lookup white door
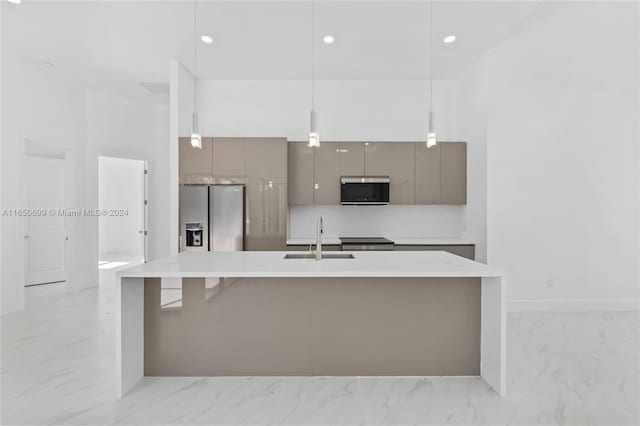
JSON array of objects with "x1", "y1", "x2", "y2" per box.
[
  {"x1": 25, "y1": 157, "x2": 66, "y2": 286},
  {"x1": 98, "y1": 157, "x2": 146, "y2": 262}
]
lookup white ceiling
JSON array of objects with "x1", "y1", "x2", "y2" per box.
[{"x1": 2, "y1": 1, "x2": 541, "y2": 98}]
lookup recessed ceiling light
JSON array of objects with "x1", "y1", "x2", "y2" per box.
[
  {"x1": 443, "y1": 35, "x2": 457, "y2": 44},
  {"x1": 323, "y1": 35, "x2": 335, "y2": 44},
  {"x1": 7, "y1": 0, "x2": 22, "y2": 4},
  {"x1": 200, "y1": 35, "x2": 213, "y2": 44}
]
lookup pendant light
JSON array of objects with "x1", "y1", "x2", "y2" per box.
[
  {"x1": 308, "y1": 0, "x2": 320, "y2": 148},
  {"x1": 426, "y1": 0, "x2": 437, "y2": 148},
  {"x1": 190, "y1": 0, "x2": 202, "y2": 149}
]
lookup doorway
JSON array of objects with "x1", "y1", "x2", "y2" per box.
[
  {"x1": 24, "y1": 156, "x2": 66, "y2": 286},
  {"x1": 98, "y1": 156, "x2": 147, "y2": 283}
]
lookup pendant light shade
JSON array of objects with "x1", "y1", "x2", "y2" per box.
[
  {"x1": 309, "y1": 110, "x2": 320, "y2": 148},
  {"x1": 190, "y1": 112, "x2": 202, "y2": 148},
  {"x1": 427, "y1": 111, "x2": 436, "y2": 148}
]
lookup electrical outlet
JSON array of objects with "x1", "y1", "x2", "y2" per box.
[{"x1": 546, "y1": 278, "x2": 554, "y2": 288}]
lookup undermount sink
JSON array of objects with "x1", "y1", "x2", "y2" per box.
[{"x1": 284, "y1": 253, "x2": 355, "y2": 260}]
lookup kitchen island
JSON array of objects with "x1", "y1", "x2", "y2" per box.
[{"x1": 117, "y1": 251, "x2": 505, "y2": 397}]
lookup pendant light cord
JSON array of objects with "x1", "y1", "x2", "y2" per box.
[
  {"x1": 429, "y1": 0, "x2": 433, "y2": 115},
  {"x1": 311, "y1": 0, "x2": 315, "y2": 111},
  {"x1": 193, "y1": 0, "x2": 197, "y2": 116}
]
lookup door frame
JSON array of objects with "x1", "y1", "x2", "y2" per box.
[
  {"x1": 23, "y1": 155, "x2": 67, "y2": 286},
  {"x1": 97, "y1": 154, "x2": 149, "y2": 263}
]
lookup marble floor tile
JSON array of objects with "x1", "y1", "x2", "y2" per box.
[{"x1": 1, "y1": 281, "x2": 638, "y2": 426}]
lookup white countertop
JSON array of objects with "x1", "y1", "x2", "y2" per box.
[
  {"x1": 118, "y1": 250, "x2": 501, "y2": 279},
  {"x1": 286, "y1": 237, "x2": 475, "y2": 245}
]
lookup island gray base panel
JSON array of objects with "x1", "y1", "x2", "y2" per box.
[{"x1": 143, "y1": 277, "x2": 481, "y2": 377}]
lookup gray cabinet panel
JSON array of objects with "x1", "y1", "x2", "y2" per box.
[
  {"x1": 314, "y1": 142, "x2": 340, "y2": 205},
  {"x1": 365, "y1": 142, "x2": 390, "y2": 176},
  {"x1": 389, "y1": 142, "x2": 415, "y2": 204},
  {"x1": 179, "y1": 137, "x2": 213, "y2": 184},
  {"x1": 415, "y1": 144, "x2": 441, "y2": 204},
  {"x1": 395, "y1": 245, "x2": 475, "y2": 260},
  {"x1": 440, "y1": 142, "x2": 467, "y2": 204},
  {"x1": 245, "y1": 180, "x2": 287, "y2": 251},
  {"x1": 212, "y1": 138, "x2": 246, "y2": 180},
  {"x1": 288, "y1": 142, "x2": 315, "y2": 205},
  {"x1": 246, "y1": 138, "x2": 287, "y2": 184},
  {"x1": 338, "y1": 142, "x2": 364, "y2": 176}
]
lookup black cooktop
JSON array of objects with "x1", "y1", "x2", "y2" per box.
[{"x1": 340, "y1": 237, "x2": 394, "y2": 244}]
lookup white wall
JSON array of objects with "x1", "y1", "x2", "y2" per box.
[
  {"x1": 193, "y1": 79, "x2": 458, "y2": 141},
  {"x1": 1, "y1": 45, "x2": 89, "y2": 314},
  {"x1": 456, "y1": 56, "x2": 489, "y2": 262},
  {"x1": 1, "y1": 46, "x2": 169, "y2": 314},
  {"x1": 86, "y1": 91, "x2": 169, "y2": 264},
  {"x1": 98, "y1": 157, "x2": 145, "y2": 259},
  {"x1": 485, "y1": 1, "x2": 639, "y2": 308}
]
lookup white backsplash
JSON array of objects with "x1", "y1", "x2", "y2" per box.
[{"x1": 289, "y1": 205, "x2": 466, "y2": 239}]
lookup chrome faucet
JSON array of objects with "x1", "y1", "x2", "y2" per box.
[{"x1": 314, "y1": 216, "x2": 324, "y2": 260}]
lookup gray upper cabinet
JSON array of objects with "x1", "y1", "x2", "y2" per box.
[
  {"x1": 179, "y1": 137, "x2": 213, "y2": 184},
  {"x1": 212, "y1": 138, "x2": 246, "y2": 181},
  {"x1": 288, "y1": 142, "x2": 315, "y2": 205},
  {"x1": 314, "y1": 142, "x2": 340, "y2": 205},
  {"x1": 440, "y1": 142, "x2": 467, "y2": 204},
  {"x1": 364, "y1": 142, "x2": 390, "y2": 176},
  {"x1": 246, "y1": 138, "x2": 287, "y2": 184},
  {"x1": 338, "y1": 142, "x2": 364, "y2": 176},
  {"x1": 389, "y1": 142, "x2": 415, "y2": 204},
  {"x1": 415, "y1": 143, "x2": 441, "y2": 204},
  {"x1": 285, "y1": 141, "x2": 466, "y2": 206}
]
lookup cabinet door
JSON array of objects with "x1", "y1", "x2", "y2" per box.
[
  {"x1": 364, "y1": 142, "x2": 390, "y2": 176},
  {"x1": 314, "y1": 142, "x2": 340, "y2": 205},
  {"x1": 389, "y1": 142, "x2": 415, "y2": 204},
  {"x1": 338, "y1": 142, "x2": 364, "y2": 176},
  {"x1": 415, "y1": 143, "x2": 441, "y2": 204},
  {"x1": 212, "y1": 138, "x2": 246, "y2": 181},
  {"x1": 440, "y1": 142, "x2": 467, "y2": 204},
  {"x1": 179, "y1": 137, "x2": 213, "y2": 184},
  {"x1": 245, "y1": 179, "x2": 287, "y2": 251},
  {"x1": 246, "y1": 138, "x2": 287, "y2": 184},
  {"x1": 288, "y1": 142, "x2": 315, "y2": 205}
]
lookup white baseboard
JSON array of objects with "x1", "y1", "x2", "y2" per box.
[{"x1": 508, "y1": 299, "x2": 640, "y2": 312}]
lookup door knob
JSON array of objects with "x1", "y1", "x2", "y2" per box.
[{"x1": 24, "y1": 235, "x2": 30, "y2": 239}]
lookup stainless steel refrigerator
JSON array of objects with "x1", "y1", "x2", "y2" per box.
[{"x1": 179, "y1": 185, "x2": 245, "y2": 252}]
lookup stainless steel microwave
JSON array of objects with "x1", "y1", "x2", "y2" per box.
[{"x1": 340, "y1": 177, "x2": 390, "y2": 205}]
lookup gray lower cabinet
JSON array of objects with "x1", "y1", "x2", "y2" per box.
[
  {"x1": 389, "y1": 142, "x2": 415, "y2": 204},
  {"x1": 415, "y1": 144, "x2": 441, "y2": 204},
  {"x1": 440, "y1": 142, "x2": 467, "y2": 204},
  {"x1": 313, "y1": 142, "x2": 340, "y2": 205},
  {"x1": 288, "y1": 142, "x2": 315, "y2": 205},
  {"x1": 395, "y1": 244, "x2": 475, "y2": 260}
]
